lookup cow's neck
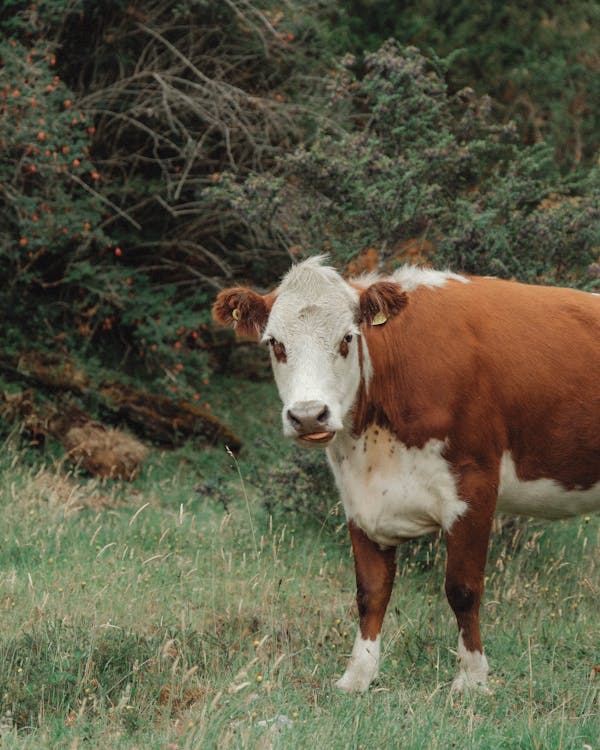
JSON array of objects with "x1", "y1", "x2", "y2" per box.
[{"x1": 350, "y1": 327, "x2": 395, "y2": 439}]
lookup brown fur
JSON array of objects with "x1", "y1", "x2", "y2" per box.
[
  {"x1": 356, "y1": 277, "x2": 600, "y2": 488},
  {"x1": 348, "y1": 520, "x2": 397, "y2": 641},
  {"x1": 212, "y1": 287, "x2": 276, "y2": 340},
  {"x1": 358, "y1": 281, "x2": 408, "y2": 325}
]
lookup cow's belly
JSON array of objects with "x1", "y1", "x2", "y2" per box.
[
  {"x1": 327, "y1": 429, "x2": 467, "y2": 546},
  {"x1": 497, "y1": 453, "x2": 600, "y2": 519}
]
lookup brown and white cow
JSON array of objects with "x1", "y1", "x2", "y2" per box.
[{"x1": 213, "y1": 256, "x2": 600, "y2": 693}]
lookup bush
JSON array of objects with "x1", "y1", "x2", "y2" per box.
[
  {"x1": 340, "y1": 1, "x2": 600, "y2": 170},
  {"x1": 0, "y1": 39, "x2": 111, "y2": 333},
  {"x1": 208, "y1": 41, "x2": 600, "y2": 288},
  {"x1": 0, "y1": 0, "x2": 340, "y2": 383},
  {"x1": 2, "y1": 5, "x2": 599, "y2": 393}
]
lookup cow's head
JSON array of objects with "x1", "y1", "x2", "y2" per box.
[{"x1": 213, "y1": 257, "x2": 407, "y2": 445}]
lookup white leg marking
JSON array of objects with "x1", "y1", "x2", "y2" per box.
[
  {"x1": 451, "y1": 631, "x2": 490, "y2": 694},
  {"x1": 335, "y1": 631, "x2": 381, "y2": 693}
]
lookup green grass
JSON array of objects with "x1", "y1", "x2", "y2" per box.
[{"x1": 0, "y1": 376, "x2": 598, "y2": 748}]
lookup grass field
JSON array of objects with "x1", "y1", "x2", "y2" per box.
[{"x1": 0, "y1": 376, "x2": 598, "y2": 749}]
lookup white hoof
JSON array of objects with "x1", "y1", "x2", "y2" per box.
[
  {"x1": 335, "y1": 633, "x2": 380, "y2": 693},
  {"x1": 451, "y1": 633, "x2": 490, "y2": 694},
  {"x1": 335, "y1": 669, "x2": 374, "y2": 693},
  {"x1": 450, "y1": 669, "x2": 491, "y2": 695}
]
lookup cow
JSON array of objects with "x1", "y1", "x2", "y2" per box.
[{"x1": 212, "y1": 255, "x2": 600, "y2": 693}]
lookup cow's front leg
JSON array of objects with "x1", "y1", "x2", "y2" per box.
[
  {"x1": 336, "y1": 520, "x2": 397, "y2": 693},
  {"x1": 445, "y1": 472, "x2": 495, "y2": 693}
]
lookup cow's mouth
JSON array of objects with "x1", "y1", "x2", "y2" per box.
[{"x1": 298, "y1": 431, "x2": 335, "y2": 445}]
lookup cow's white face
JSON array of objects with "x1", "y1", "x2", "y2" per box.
[
  {"x1": 212, "y1": 256, "x2": 408, "y2": 446},
  {"x1": 262, "y1": 265, "x2": 362, "y2": 444}
]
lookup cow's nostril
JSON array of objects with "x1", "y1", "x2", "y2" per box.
[
  {"x1": 287, "y1": 402, "x2": 331, "y2": 434},
  {"x1": 317, "y1": 406, "x2": 330, "y2": 423}
]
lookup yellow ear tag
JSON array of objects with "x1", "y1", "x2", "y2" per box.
[
  {"x1": 371, "y1": 311, "x2": 387, "y2": 326},
  {"x1": 232, "y1": 308, "x2": 240, "y2": 321}
]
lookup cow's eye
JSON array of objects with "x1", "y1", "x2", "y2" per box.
[
  {"x1": 267, "y1": 337, "x2": 287, "y2": 363},
  {"x1": 340, "y1": 333, "x2": 353, "y2": 358}
]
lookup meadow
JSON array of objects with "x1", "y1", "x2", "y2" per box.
[{"x1": 0, "y1": 376, "x2": 598, "y2": 749}]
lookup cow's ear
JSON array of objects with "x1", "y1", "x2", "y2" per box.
[
  {"x1": 212, "y1": 287, "x2": 274, "y2": 340},
  {"x1": 359, "y1": 281, "x2": 408, "y2": 326}
]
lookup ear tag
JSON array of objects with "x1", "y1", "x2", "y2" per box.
[
  {"x1": 371, "y1": 311, "x2": 387, "y2": 326},
  {"x1": 232, "y1": 308, "x2": 240, "y2": 321}
]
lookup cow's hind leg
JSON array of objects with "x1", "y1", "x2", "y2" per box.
[
  {"x1": 336, "y1": 520, "x2": 397, "y2": 692},
  {"x1": 445, "y1": 470, "x2": 496, "y2": 693}
]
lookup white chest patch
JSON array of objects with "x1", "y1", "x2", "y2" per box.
[
  {"x1": 497, "y1": 453, "x2": 600, "y2": 519},
  {"x1": 327, "y1": 429, "x2": 467, "y2": 545}
]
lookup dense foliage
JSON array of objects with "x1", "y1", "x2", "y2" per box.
[
  {"x1": 1, "y1": 1, "x2": 599, "y2": 385},
  {"x1": 0, "y1": 0, "x2": 335, "y2": 379},
  {"x1": 340, "y1": 0, "x2": 600, "y2": 169},
  {"x1": 213, "y1": 42, "x2": 600, "y2": 286},
  {"x1": 0, "y1": 38, "x2": 112, "y2": 338}
]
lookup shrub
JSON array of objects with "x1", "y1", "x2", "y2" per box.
[
  {"x1": 2, "y1": 6, "x2": 599, "y2": 392},
  {"x1": 0, "y1": 38, "x2": 111, "y2": 333},
  {"x1": 340, "y1": 1, "x2": 600, "y2": 170},
  {"x1": 208, "y1": 42, "x2": 600, "y2": 288},
  {"x1": 0, "y1": 0, "x2": 340, "y2": 383}
]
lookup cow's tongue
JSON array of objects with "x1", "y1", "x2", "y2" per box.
[{"x1": 299, "y1": 431, "x2": 334, "y2": 444}]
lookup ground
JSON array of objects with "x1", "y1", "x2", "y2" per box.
[{"x1": 0, "y1": 376, "x2": 598, "y2": 749}]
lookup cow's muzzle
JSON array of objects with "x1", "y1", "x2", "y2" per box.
[{"x1": 286, "y1": 401, "x2": 336, "y2": 445}]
